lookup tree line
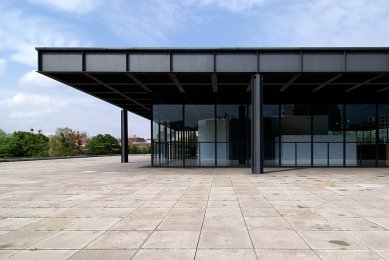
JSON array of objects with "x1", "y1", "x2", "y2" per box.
[{"x1": 0, "y1": 127, "x2": 150, "y2": 158}]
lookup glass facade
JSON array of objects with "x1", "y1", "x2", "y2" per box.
[
  {"x1": 378, "y1": 105, "x2": 389, "y2": 166},
  {"x1": 152, "y1": 104, "x2": 250, "y2": 167},
  {"x1": 152, "y1": 103, "x2": 389, "y2": 167}
]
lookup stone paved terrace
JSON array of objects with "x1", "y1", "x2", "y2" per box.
[{"x1": 0, "y1": 156, "x2": 389, "y2": 259}]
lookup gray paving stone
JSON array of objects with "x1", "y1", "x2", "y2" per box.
[
  {"x1": 298, "y1": 230, "x2": 365, "y2": 250},
  {"x1": 64, "y1": 217, "x2": 121, "y2": 231},
  {"x1": 346, "y1": 231, "x2": 389, "y2": 250},
  {"x1": 245, "y1": 216, "x2": 292, "y2": 230},
  {"x1": 8, "y1": 249, "x2": 77, "y2": 260},
  {"x1": 157, "y1": 217, "x2": 203, "y2": 231},
  {"x1": 133, "y1": 249, "x2": 196, "y2": 260},
  {"x1": 0, "y1": 231, "x2": 54, "y2": 249},
  {"x1": 205, "y1": 208, "x2": 242, "y2": 218},
  {"x1": 142, "y1": 231, "x2": 200, "y2": 249},
  {"x1": 376, "y1": 250, "x2": 389, "y2": 259},
  {"x1": 0, "y1": 156, "x2": 389, "y2": 254},
  {"x1": 198, "y1": 230, "x2": 252, "y2": 249},
  {"x1": 285, "y1": 216, "x2": 339, "y2": 230},
  {"x1": 111, "y1": 216, "x2": 163, "y2": 230},
  {"x1": 250, "y1": 230, "x2": 310, "y2": 249},
  {"x1": 20, "y1": 218, "x2": 76, "y2": 231},
  {"x1": 30, "y1": 230, "x2": 103, "y2": 249},
  {"x1": 366, "y1": 218, "x2": 389, "y2": 230},
  {"x1": 86, "y1": 231, "x2": 151, "y2": 249},
  {"x1": 0, "y1": 218, "x2": 39, "y2": 231},
  {"x1": 315, "y1": 250, "x2": 382, "y2": 260},
  {"x1": 202, "y1": 217, "x2": 246, "y2": 231},
  {"x1": 255, "y1": 249, "x2": 319, "y2": 259},
  {"x1": 69, "y1": 249, "x2": 136, "y2": 259},
  {"x1": 327, "y1": 217, "x2": 385, "y2": 231},
  {"x1": 0, "y1": 250, "x2": 19, "y2": 258},
  {"x1": 196, "y1": 249, "x2": 257, "y2": 260}
]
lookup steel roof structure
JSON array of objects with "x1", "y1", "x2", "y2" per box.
[{"x1": 37, "y1": 47, "x2": 389, "y2": 120}]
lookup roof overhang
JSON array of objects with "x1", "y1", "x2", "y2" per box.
[{"x1": 36, "y1": 47, "x2": 389, "y2": 119}]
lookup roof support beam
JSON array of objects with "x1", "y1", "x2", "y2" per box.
[
  {"x1": 211, "y1": 74, "x2": 218, "y2": 93},
  {"x1": 312, "y1": 73, "x2": 344, "y2": 93},
  {"x1": 279, "y1": 74, "x2": 300, "y2": 93},
  {"x1": 84, "y1": 73, "x2": 150, "y2": 111},
  {"x1": 377, "y1": 86, "x2": 389, "y2": 93},
  {"x1": 126, "y1": 74, "x2": 152, "y2": 92},
  {"x1": 169, "y1": 73, "x2": 185, "y2": 93},
  {"x1": 345, "y1": 73, "x2": 387, "y2": 93}
]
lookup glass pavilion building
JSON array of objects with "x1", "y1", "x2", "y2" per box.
[{"x1": 37, "y1": 47, "x2": 389, "y2": 173}]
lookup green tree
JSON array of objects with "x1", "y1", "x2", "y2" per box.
[
  {"x1": 140, "y1": 146, "x2": 151, "y2": 154},
  {"x1": 128, "y1": 145, "x2": 151, "y2": 154},
  {"x1": 129, "y1": 145, "x2": 141, "y2": 154},
  {"x1": 86, "y1": 134, "x2": 120, "y2": 155},
  {"x1": 12, "y1": 131, "x2": 49, "y2": 157},
  {"x1": 49, "y1": 127, "x2": 80, "y2": 156},
  {"x1": 0, "y1": 130, "x2": 22, "y2": 157}
]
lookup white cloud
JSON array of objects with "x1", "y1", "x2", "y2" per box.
[
  {"x1": 184, "y1": 0, "x2": 267, "y2": 12},
  {"x1": 0, "y1": 4, "x2": 85, "y2": 67},
  {"x1": 25, "y1": 0, "x2": 102, "y2": 14},
  {"x1": 100, "y1": 0, "x2": 267, "y2": 45},
  {"x1": 18, "y1": 70, "x2": 62, "y2": 89},
  {"x1": 0, "y1": 92, "x2": 67, "y2": 118},
  {"x1": 101, "y1": 0, "x2": 188, "y2": 45},
  {"x1": 0, "y1": 58, "x2": 6, "y2": 76},
  {"x1": 257, "y1": 0, "x2": 389, "y2": 47}
]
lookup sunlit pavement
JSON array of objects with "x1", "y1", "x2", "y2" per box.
[{"x1": 0, "y1": 156, "x2": 389, "y2": 259}]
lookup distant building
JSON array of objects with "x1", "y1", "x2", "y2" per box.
[
  {"x1": 118, "y1": 135, "x2": 151, "y2": 149},
  {"x1": 74, "y1": 132, "x2": 88, "y2": 151}
]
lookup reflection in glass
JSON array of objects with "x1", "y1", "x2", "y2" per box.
[
  {"x1": 217, "y1": 105, "x2": 250, "y2": 166},
  {"x1": 185, "y1": 105, "x2": 215, "y2": 166},
  {"x1": 346, "y1": 105, "x2": 376, "y2": 166},
  {"x1": 313, "y1": 104, "x2": 343, "y2": 166},
  {"x1": 263, "y1": 105, "x2": 279, "y2": 166},
  {"x1": 152, "y1": 105, "x2": 183, "y2": 166},
  {"x1": 378, "y1": 105, "x2": 389, "y2": 166},
  {"x1": 279, "y1": 104, "x2": 311, "y2": 166}
]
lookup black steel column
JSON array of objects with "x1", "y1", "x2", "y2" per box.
[
  {"x1": 121, "y1": 109, "x2": 129, "y2": 163},
  {"x1": 251, "y1": 74, "x2": 264, "y2": 174}
]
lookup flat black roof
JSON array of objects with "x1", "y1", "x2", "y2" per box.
[{"x1": 37, "y1": 47, "x2": 389, "y2": 119}]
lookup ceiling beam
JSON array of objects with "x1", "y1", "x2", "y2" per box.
[
  {"x1": 211, "y1": 74, "x2": 218, "y2": 93},
  {"x1": 345, "y1": 73, "x2": 387, "y2": 93},
  {"x1": 279, "y1": 74, "x2": 300, "y2": 93},
  {"x1": 73, "y1": 82, "x2": 389, "y2": 87},
  {"x1": 84, "y1": 73, "x2": 151, "y2": 111},
  {"x1": 169, "y1": 73, "x2": 185, "y2": 93},
  {"x1": 312, "y1": 73, "x2": 344, "y2": 93},
  {"x1": 126, "y1": 74, "x2": 152, "y2": 92},
  {"x1": 377, "y1": 86, "x2": 389, "y2": 93}
]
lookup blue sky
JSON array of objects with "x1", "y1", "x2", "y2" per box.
[{"x1": 1, "y1": 0, "x2": 389, "y2": 138}]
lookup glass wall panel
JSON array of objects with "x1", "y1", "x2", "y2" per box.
[
  {"x1": 152, "y1": 105, "x2": 183, "y2": 166},
  {"x1": 280, "y1": 104, "x2": 311, "y2": 166},
  {"x1": 345, "y1": 105, "x2": 376, "y2": 166},
  {"x1": 264, "y1": 105, "x2": 279, "y2": 167},
  {"x1": 313, "y1": 104, "x2": 343, "y2": 166},
  {"x1": 152, "y1": 103, "x2": 386, "y2": 168},
  {"x1": 378, "y1": 105, "x2": 389, "y2": 166},
  {"x1": 216, "y1": 105, "x2": 250, "y2": 166},
  {"x1": 185, "y1": 105, "x2": 215, "y2": 166}
]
